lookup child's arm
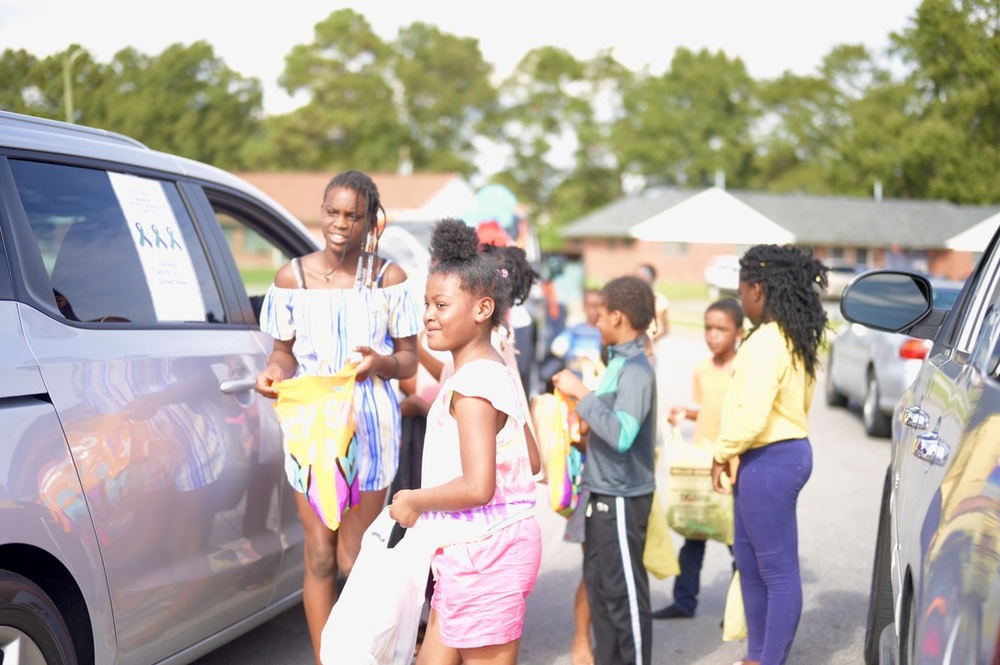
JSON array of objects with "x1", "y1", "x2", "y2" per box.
[
  {"x1": 667, "y1": 406, "x2": 699, "y2": 426},
  {"x1": 389, "y1": 393, "x2": 498, "y2": 527},
  {"x1": 572, "y1": 363, "x2": 653, "y2": 455},
  {"x1": 524, "y1": 423, "x2": 541, "y2": 475}
]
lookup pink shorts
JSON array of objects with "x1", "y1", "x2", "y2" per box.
[{"x1": 430, "y1": 516, "x2": 542, "y2": 649}]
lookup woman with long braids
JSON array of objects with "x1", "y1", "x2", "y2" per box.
[
  {"x1": 254, "y1": 170, "x2": 420, "y2": 664},
  {"x1": 709, "y1": 244, "x2": 828, "y2": 665}
]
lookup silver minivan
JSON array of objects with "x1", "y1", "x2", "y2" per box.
[
  {"x1": 0, "y1": 111, "x2": 317, "y2": 664},
  {"x1": 842, "y1": 230, "x2": 1000, "y2": 663}
]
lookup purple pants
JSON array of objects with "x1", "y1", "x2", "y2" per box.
[{"x1": 733, "y1": 438, "x2": 812, "y2": 665}]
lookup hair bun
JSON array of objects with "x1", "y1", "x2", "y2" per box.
[{"x1": 431, "y1": 218, "x2": 479, "y2": 263}]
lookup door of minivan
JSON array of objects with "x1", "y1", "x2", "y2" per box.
[
  {"x1": 5, "y1": 158, "x2": 292, "y2": 663},
  {"x1": 892, "y1": 228, "x2": 1000, "y2": 655}
]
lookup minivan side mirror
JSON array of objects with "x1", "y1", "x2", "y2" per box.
[{"x1": 841, "y1": 271, "x2": 933, "y2": 334}]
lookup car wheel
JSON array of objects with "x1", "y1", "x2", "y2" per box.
[
  {"x1": 863, "y1": 371, "x2": 892, "y2": 438},
  {"x1": 864, "y1": 468, "x2": 895, "y2": 665},
  {"x1": 824, "y1": 355, "x2": 848, "y2": 408},
  {"x1": 0, "y1": 571, "x2": 78, "y2": 665}
]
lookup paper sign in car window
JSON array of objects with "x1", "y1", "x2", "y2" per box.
[{"x1": 109, "y1": 172, "x2": 207, "y2": 322}]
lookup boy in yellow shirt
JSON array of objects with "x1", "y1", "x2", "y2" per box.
[{"x1": 653, "y1": 298, "x2": 743, "y2": 620}]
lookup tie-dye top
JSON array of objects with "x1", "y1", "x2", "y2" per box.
[{"x1": 420, "y1": 359, "x2": 537, "y2": 535}]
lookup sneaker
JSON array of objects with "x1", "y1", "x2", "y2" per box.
[{"x1": 651, "y1": 603, "x2": 694, "y2": 619}]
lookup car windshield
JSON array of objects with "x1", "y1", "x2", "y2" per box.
[{"x1": 932, "y1": 285, "x2": 962, "y2": 309}]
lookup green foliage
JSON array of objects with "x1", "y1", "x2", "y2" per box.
[
  {"x1": 613, "y1": 48, "x2": 758, "y2": 189},
  {"x1": 392, "y1": 22, "x2": 497, "y2": 175},
  {"x1": 5, "y1": 1, "x2": 1000, "y2": 223}
]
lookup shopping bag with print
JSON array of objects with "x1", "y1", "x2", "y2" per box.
[
  {"x1": 665, "y1": 426, "x2": 734, "y2": 544},
  {"x1": 273, "y1": 366, "x2": 359, "y2": 530}
]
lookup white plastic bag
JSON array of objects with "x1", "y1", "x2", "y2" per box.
[{"x1": 320, "y1": 507, "x2": 431, "y2": 665}]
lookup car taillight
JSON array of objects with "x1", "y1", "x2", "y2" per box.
[{"x1": 899, "y1": 338, "x2": 931, "y2": 360}]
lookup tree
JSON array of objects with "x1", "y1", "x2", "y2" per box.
[
  {"x1": 0, "y1": 48, "x2": 44, "y2": 116},
  {"x1": 391, "y1": 22, "x2": 497, "y2": 176},
  {"x1": 92, "y1": 42, "x2": 261, "y2": 169},
  {"x1": 264, "y1": 9, "x2": 407, "y2": 171},
  {"x1": 889, "y1": 0, "x2": 1000, "y2": 203},
  {"x1": 612, "y1": 48, "x2": 758, "y2": 190},
  {"x1": 489, "y1": 46, "x2": 631, "y2": 241},
  {"x1": 1, "y1": 43, "x2": 262, "y2": 170}
]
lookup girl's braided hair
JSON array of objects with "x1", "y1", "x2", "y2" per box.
[
  {"x1": 739, "y1": 244, "x2": 829, "y2": 378},
  {"x1": 429, "y1": 218, "x2": 513, "y2": 328},
  {"x1": 481, "y1": 244, "x2": 538, "y2": 306}
]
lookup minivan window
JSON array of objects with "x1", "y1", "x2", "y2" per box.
[{"x1": 11, "y1": 160, "x2": 226, "y2": 324}]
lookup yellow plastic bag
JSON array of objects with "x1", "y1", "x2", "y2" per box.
[
  {"x1": 643, "y1": 487, "x2": 680, "y2": 579},
  {"x1": 665, "y1": 427, "x2": 734, "y2": 544},
  {"x1": 723, "y1": 571, "x2": 748, "y2": 641},
  {"x1": 273, "y1": 367, "x2": 358, "y2": 530}
]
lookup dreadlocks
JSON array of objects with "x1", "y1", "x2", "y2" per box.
[
  {"x1": 739, "y1": 244, "x2": 829, "y2": 378},
  {"x1": 324, "y1": 170, "x2": 387, "y2": 288}
]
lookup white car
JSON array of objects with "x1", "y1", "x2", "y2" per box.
[{"x1": 704, "y1": 254, "x2": 740, "y2": 300}]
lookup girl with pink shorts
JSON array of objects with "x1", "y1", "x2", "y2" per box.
[{"x1": 390, "y1": 218, "x2": 542, "y2": 664}]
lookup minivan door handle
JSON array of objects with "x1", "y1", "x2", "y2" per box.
[
  {"x1": 912, "y1": 431, "x2": 950, "y2": 466},
  {"x1": 903, "y1": 406, "x2": 930, "y2": 430},
  {"x1": 220, "y1": 378, "x2": 256, "y2": 395}
]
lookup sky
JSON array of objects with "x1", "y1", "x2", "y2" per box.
[{"x1": 3, "y1": 0, "x2": 923, "y2": 118}]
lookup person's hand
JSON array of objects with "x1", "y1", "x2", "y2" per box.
[
  {"x1": 389, "y1": 489, "x2": 422, "y2": 528},
  {"x1": 552, "y1": 369, "x2": 588, "y2": 401},
  {"x1": 711, "y1": 458, "x2": 732, "y2": 494},
  {"x1": 667, "y1": 406, "x2": 686, "y2": 426},
  {"x1": 255, "y1": 366, "x2": 284, "y2": 399},
  {"x1": 347, "y1": 346, "x2": 378, "y2": 382}
]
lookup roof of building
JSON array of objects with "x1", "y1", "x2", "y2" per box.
[{"x1": 563, "y1": 187, "x2": 1000, "y2": 250}]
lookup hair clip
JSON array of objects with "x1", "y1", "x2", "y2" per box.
[{"x1": 498, "y1": 268, "x2": 509, "y2": 278}]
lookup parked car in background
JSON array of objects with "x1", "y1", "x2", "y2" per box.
[
  {"x1": 379, "y1": 220, "x2": 433, "y2": 308},
  {"x1": 704, "y1": 254, "x2": 741, "y2": 299},
  {"x1": 825, "y1": 277, "x2": 965, "y2": 437},
  {"x1": 839, "y1": 246, "x2": 1000, "y2": 664},
  {"x1": 823, "y1": 261, "x2": 868, "y2": 300},
  {"x1": 0, "y1": 110, "x2": 316, "y2": 664}
]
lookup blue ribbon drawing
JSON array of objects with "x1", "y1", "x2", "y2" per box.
[
  {"x1": 167, "y1": 227, "x2": 182, "y2": 250},
  {"x1": 151, "y1": 224, "x2": 168, "y2": 249},
  {"x1": 135, "y1": 222, "x2": 152, "y2": 247}
]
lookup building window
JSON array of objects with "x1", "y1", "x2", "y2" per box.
[{"x1": 660, "y1": 242, "x2": 689, "y2": 256}]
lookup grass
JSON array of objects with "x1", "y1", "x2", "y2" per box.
[{"x1": 241, "y1": 267, "x2": 278, "y2": 294}]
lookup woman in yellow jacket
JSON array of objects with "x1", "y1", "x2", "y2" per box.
[{"x1": 711, "y1": 244, "x2": 828, "y2": 665}]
